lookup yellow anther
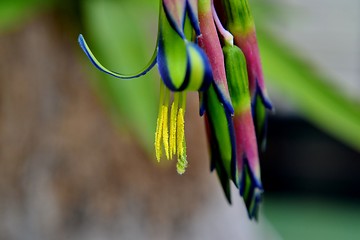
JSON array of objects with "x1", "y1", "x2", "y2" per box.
[
  {"x1": 162, "y1": 105, "x2": 170, "y2": 160},
  {"x1": 176, "y1": 108, "x2": 185, "y2": 157},
  {"x1": 155, "y1": 106, "x2": 164, "y2": 162},
  {"x1": 169, "y1": 102, "x2": 178, "y2": 157},
  {"x1": 154, "y1": 83, "x2": 188, "y2": 173},
  {"x1": 176, "y1": 141, "x2": 187, "y2": 175}
]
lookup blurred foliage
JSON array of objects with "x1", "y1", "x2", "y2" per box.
[
  {"x1": 80, "y1": 0, "x2": 159, "y2": 151},
  {"x1": 0, "y1": 0, "x2": 359, "y2": 153},
  {"x1": 264, "y1": 196, "x2": 360, "y2": 240},
  {"x1": 0, "y1": 0, "x2": 53, "y2": 30},
  {"x1": 258, "y1": 29, "x2": 360, "y2": 151}
]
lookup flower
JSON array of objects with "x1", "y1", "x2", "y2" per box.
[
  {"x1": 79, "y1": 0, "x2": 213, "y2": 175},
  {"x1": 223, "y1": 43, "x2": 263, "y2": 219},
  {"x1": 220, "y1": 0, "x2": 273, "y2": 150},
  {"x1": 78, "y1": 0, "x2": 272, "y2": 220}
]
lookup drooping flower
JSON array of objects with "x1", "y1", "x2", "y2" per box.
[
  {"x1": 219, "y1": 0, "x2": 273, "y2": 150},
  {"x1": 196, "y1": 0, "x2": 268, "y2": 219},
  {"x1": 79, "y1": 0, "x2": 215, "y2": 175},
  {"x1": 78, "y1": 0, "x2": 272, "y2": 220},
  {"x1": 223, "y1": 43, "x2": 263, "y2": 219}
]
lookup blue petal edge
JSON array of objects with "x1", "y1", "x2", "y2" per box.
[
  {"x1": 158, "y1": 34, "x2": 212, "y2": 92},
  {"x1": 239, "y1": 156, "x2": 263, "y2": 220},
  {"x1": 186, "y1": 0, "x2": 201, "y2": 35},
  {"x1": 255, "y1": 80, "x2": 273, "y2": 110},
  {"x1": 213, "y1": 83, "x2": 235, "y2": 115},
  {"x1": 162, "y1": 1, "x2": 186, "y2": 39},
  {"x1": 78, "y1": 34, "x2": 157, "y2": 80}
]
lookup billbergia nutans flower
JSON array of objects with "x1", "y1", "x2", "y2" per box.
[{"x1": 78, "y1": 0, "x2": 272, "y2": 220}]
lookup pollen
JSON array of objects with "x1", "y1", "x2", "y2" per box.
[
  {"x1": 154, "y1": 88, "x2": 188, "y2": 174},
  {"x1": 155, "y1": 105, "x2": 164, "y2": 162},
  {"x1": 176, "y1": 145, "x2": 188, "y2": 175},
  {"x1": 176, "y1": 108, "x2": 185, "y2": 157},
  {"x1": 155, "y1": 104, "x2": 171, "y2": 161},
  {"x1": 169, "y1": 95, "x2": 179, "y2": 156},
  {"x1": 162, "y1": 105, "x2": 170, "y2": 159},
  {"x1": 176, "y1": 108, "x2": 188, "y2": 174}
]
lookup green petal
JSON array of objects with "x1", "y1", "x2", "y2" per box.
[
  {"x1": 204, "y1": 84, "x2": 237, "y2": 186},
  {"x1": 158, "y1": 4, "x2": 211, "y2": 91}
]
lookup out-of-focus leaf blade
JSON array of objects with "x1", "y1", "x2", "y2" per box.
[
  {"x1": 0, "y1": 0, "x2": 54, "y2": 31},
  {"x1": 258, "y1": 28, "x2": 360, "y2": 151},
  {"x1": 80, "y1": 0, "x2": 158, "y2": 152}
]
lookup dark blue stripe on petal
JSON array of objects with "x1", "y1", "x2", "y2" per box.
[
  {"x1": 212, "y1": 83, "x2": 235, "y2": 115},
  {"x1": 186, "y1": 0, "x2": 201, "y2": 36},
  {"x1": 157, "y1": 32, "x2": 178, "y2": 91},
  {"x1": 199, "y1": 92, "x2": 206, "y2": 116},
  {"x1": 252, "y1": 85, "x2": 270, "y2": 151},
  {"x1": 226, "y1": 108, "x2": 238, "y2": 187},
  {"x1": 239, "y1": 156, "x2": 263, "y2": 194},
  {"x1": 197, "y1": 44, "x2": 213, "y2": 92},
  {"x1": 177, "y1": 52, "x2": 191, "y2": 91},
  {"x1": 162, "y1": 1, "x2": 186, "y2": 39},
  {"x1": 251, "y1": 191, "x2": 263, "y2": 220},
  {"x1": 238, "y1": 156, "x2": 263, "y2": 220},
  {"x1": 255, "y1": 79, "x2": 273, "y2": 110},
  {"x1": 247, "y1": 157, "x2": 263, "y2": 190}
]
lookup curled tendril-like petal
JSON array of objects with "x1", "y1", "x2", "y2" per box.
[{"x1": 78, "y1": 34, "x2": 157, "y2": 80}]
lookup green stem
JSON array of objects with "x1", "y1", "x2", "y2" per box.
[{"x1": 220, "y1": 0, "x2": 254, "y2": 34}]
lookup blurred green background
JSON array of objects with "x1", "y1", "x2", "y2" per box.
[{"x1": 0, "y1": 0, "x2": 359, "y2": 239}]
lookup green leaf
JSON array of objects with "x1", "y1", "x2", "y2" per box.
[{"x1": 257, "y1": 28, "x2": 360, "y2": 151}]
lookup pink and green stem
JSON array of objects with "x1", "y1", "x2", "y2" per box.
[
  {"x1": 218, "y1": 0, "x2": 272, "y2": 109},
  {"x1": 198, "y1": 0, "x2": 234, "y2": 114}
]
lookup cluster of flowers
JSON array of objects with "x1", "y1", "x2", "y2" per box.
[{"x1": 79, "y1": 0, "x2": 272, "y2": 220}]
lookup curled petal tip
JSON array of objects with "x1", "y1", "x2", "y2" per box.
[
  {"x1": 249, "y1": 188, "x2": 263, "y2": 220},
  {"x1": 199, "y1": 92, "x2": 206, "y2": 116},
  {"x1": 259, "y1": 91, "x2": 274, "y2": 111},
  {"x1": 212, "y1": 84, "x2": 235, "y2": 114},
  {"x1": 262, "y1": 96, "x2": 273, "y2": 111},
  {"x1": 254, "y1": 82, "x2": 274, "y2": 112},
  {"x1": 78, "y1": 34, "x2": 157, "y2": 80}
]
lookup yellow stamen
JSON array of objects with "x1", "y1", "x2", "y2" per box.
[
  {"x1": 154, "y1": 84, "x2": 188, "y2": 173},
  {"x1": 170, "y1": 94, "x2": 179, "y2": 157},
  {"x1": 162, "y1": 105, "x2": 170, "y2": 159},
  {"x1": 176, "y1": 107, "x2": 185, "y2": 158},
  {"x1": 155, "y1": 82, "x2": 167, "y2": 162},
  {"x1": 154, "y1": 108, "x2": 163, "y2": 162},
  {"x1": 176, "y1": 142, "x2": 188, "y2": 175},
  {"x1": 176, "y1": 93, "x2": 187, "y2": 174},
  {"x1": 176, "y1": 93, "x2": 186, "y2": 158}
]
